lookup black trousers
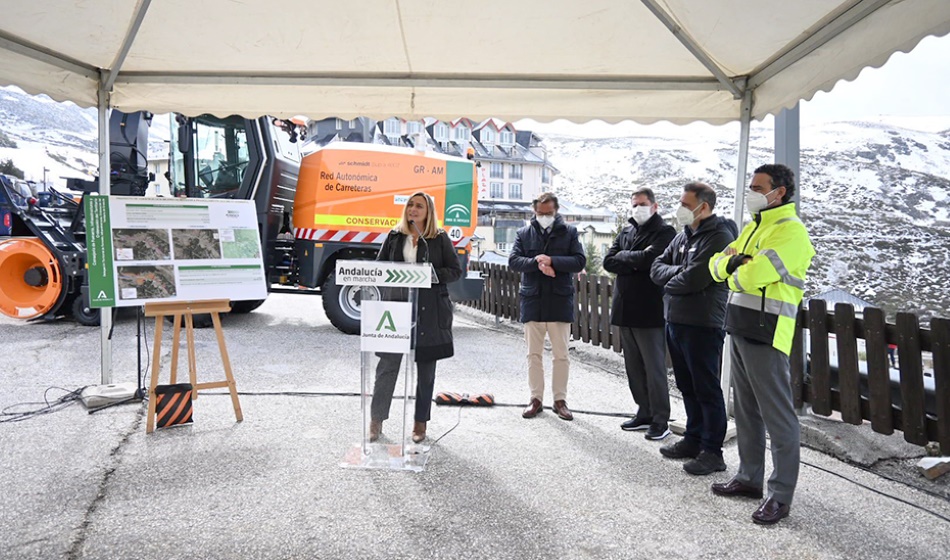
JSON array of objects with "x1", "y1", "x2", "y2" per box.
[
  {"x1": 370, "y1": 353, "x2": 437, "y2": 423},
  {"x1": 666, "y1": 323, "x2": 727, "y2": 454}
]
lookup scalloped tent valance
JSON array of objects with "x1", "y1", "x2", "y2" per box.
[{"x1": 1, "y1": 0, "x2": 948, "y2": 124}]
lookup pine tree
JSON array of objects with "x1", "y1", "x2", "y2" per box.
[
  {"x1": 0, "y1": 130, "x2": 17, "y2": 149},
  {"x1": 0, "y1": 158, "x2": 25, "y2": 179},
  {"x1": 584, "y1": 237, "x2": 602, "y2": 276}
]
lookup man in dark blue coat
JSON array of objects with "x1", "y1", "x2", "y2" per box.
[
  {"x1": 509, "y1": 193, "x2": 586, "y2": 421},
  {"x1": 604, "y1": 187, "x2": 676, "y2": 441},
  {"x1": 650, "y1": 182, "x2": 738, "y2": 476}
]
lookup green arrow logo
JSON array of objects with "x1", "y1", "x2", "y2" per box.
[{"x1": 376, "y1": 311, "x2": 396, "y2": 332}]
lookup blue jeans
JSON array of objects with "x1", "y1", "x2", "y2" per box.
[{"x1": 666, "y1": 323, "x2": 727, "y2": 454}]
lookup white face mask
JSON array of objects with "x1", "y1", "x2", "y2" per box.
[
  {"x1": 675, "y1": 204, "x2": 699, "y2": 227},
  {"x1": 746, "y1": 190, "x2": 773, "y2": 215},
  {"x1": 632, "y1": 205, "x2": 653, "y2": 225},
  {"x1": 536, "y1": 214, "x2": 555, "y2": 229}
]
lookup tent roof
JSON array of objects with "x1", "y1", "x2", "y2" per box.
[{"x1": 1, "y1": 0, "x2": 948, "y2": 124}]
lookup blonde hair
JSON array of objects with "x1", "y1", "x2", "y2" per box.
[{"x1": 396, "y1": 192, "x2": 441, "y2": 239}]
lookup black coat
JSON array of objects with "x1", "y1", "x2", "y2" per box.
[
  {"x1": 377, "y1": 230, "x2": 462, "y2": 362},
  {"x1": 508, "y1": 215, "x2": 586, "y2": 323},
  {"x1": 603, "y1": 213, "x2": 676, "y2": 328},
  {"x1": 649, "y1": 215, "x2": 738, "y2": 329}
]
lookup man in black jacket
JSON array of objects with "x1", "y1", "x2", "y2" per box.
[
  {"x1": 650, "y1": 182, "x2": 737, "y2": 475},
  {"x1": 604, "y1": 188, "x2": 676, "y2": 440},
  {"x1": 509, "y1": 193, "x2": 587, "y2": 421}
]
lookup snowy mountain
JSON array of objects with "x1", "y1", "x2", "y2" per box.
[
  {"x1": 2, "y1": 85, "x2": 949, "y2": 322},
  {"x1": 543, "y1": 122, "x2": 950, "y2": 323},
  {"x1": 0, "y1": 86, "x2": 170, "y2": 186},
  {"x1": 0, "y1": 87, "x2": 100, "y2": 183}
]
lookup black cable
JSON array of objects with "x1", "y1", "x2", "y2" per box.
[
  {"x1": 141, "y1": 313, "x2": 150, "y2": 401},
  {"x1": 848, "y1": 462, "x2": 949, "y2": 503},
  {"x1": 0, "y1": 386, "x2": 87, "y2": 423},
  {"x1": 798, "y1": 456, "x2": 950, "y2": 524},
  {"x1": 429, "y1": 406, "x2": 462, "y2": 445}
]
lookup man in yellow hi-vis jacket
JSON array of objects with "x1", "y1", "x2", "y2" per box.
[{"x1": 708, "y1": 164, "x2": 815, "y2": 526}]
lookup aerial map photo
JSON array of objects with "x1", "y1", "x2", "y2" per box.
[
  {"x1": 112, "y1": 228, "x2": 172, "y2": 261},
  {"x1": 117, "y1": 265, "x2": 177, "y2": 300},
  {"x1": 172, "y1": 229, "x2": 222, "y2": 260},
  {"x1": 221, "y1": 228, "x2": 261, "y2": 259}
]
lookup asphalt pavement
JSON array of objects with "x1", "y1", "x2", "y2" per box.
[{"x1": 1, "y1": 295, "x2": 948, "y2": 559}]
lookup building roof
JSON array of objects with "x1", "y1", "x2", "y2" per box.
[
  {"x1": 808, "y1": 289, "x2": 875, "y2": 311},
  {"x1": 571, "y1": 221, "x2": 618, "y2": 235},
  {"x1": 558, "y1": 201, "x2": 616, "y2": 219},
  {"x1": 473, "y1": 250, "x2": 510, "y2": 265}
]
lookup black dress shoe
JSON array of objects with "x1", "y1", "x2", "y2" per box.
[
  {"x1": 752, "y1": 497, "x2": 790, "y2": 525},
  {"x1": 711, "y1": 479, "x2": 763, "y2": 499},
  {"x1": 522, "y1": 398, "x2": 543, "y2": 419}
]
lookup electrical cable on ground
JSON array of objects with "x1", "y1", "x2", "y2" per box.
[
  {"x1": 791, "y1": 448, "x2": 950, "y2": 524},
  {"x1": 429, "y1": 406, "x2": 463, "y2": 445},
  {"x1": 0, "y1": 386, "x2": 87, "y2": 423}
]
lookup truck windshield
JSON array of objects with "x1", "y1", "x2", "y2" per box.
[{"x1": 171, "y1": 115, "x2": 250, "y2": 199}]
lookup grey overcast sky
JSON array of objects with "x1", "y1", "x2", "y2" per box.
[{"x1": 518, "y1": 33, "x2": 950, "y2": 136}]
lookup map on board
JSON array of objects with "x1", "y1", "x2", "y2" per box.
[
  {"x1": 221, "y1": 228, "x2": 262, "y2": 259},
  {"x1": 112, "y1": 228, "x2": 172, "y2": 261},
  {"x1": 117, "y1": 265, "x2": 177, "y2": 300},
  {"x1": 172, "y1": 229, "x2": 222, "y2": 260}
]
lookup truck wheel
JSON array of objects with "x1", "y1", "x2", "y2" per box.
[
  {"x1": 230, "y1": 299, "x2": 266, "y2": 313},
  {"x1": 322, "y1": 272, "x2": 379, "y2": 334},
  {"x1": 71, "y1": 296, "x2": 100, "y2": 326}
]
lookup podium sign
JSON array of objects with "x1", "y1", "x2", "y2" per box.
[
  {"x1": 335, "y1": 260, "x2": 431, "y2": 288},
  {"x1": 360, "y1": 301, "x2": 411, "y2": 353},
  {"x1": 337, "y1": 259, "x2": 433, "y2": 472}
]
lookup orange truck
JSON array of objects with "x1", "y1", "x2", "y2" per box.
[{"x1": 292, "y1": 142, "x2": 483, "y2": 332}]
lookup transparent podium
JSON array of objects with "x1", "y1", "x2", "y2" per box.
[{"x1": 335, "y1": 259, "x2": 434, "y2": 472}]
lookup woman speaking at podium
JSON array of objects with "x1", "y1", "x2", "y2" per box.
[{"x1": 370, "y1": 192, "x2": 462, "y2": 443}]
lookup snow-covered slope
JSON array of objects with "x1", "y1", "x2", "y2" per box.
[
  {"x1": 543, "y1": 122, "x2": 950, "y2": 322},
  {"x1": 0, "y1": 87, "x2": 100, "y2": 182}
]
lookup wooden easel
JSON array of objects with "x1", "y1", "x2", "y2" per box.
[{"x1": 144, "y1": 299, "x2": 243, "y2": 433}]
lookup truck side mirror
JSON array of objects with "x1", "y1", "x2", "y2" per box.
[{"x1": 177, "y1": 119, "x2": 192, "y2": 153}]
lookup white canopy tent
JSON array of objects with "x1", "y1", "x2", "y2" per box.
[
  {"x1": 1, "y1": 0, "x2": 948, "y2": 382},
  {"x1": 1, "y1": 0, "x2": 948, "y2": 123}
]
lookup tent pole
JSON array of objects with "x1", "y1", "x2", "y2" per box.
[
  {"x1": 733, "y1": 90, "x2": 753, "y2": 226},
  {"x1": 98, "y1": 71, "x2": 113, "y2": 385},
  {"x1": 722, "y1": 89, "x2": 754, "y2": 418},
  {"x1": 774, "y1": 103, "x2": 801, "y2": 212}
]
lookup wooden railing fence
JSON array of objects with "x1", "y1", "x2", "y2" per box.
[{"x1": 463, "y1": 262, "x2": 950, "y2": 451}]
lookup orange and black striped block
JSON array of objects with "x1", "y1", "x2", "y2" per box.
[
  {"x1": 154, "y1": 384, "x2": 194, "y2": 428},
  {"x1": 468, "y1": 393, "x2": 495, "y2": 406},
  {"x1": 434, "y1": 392, "x2": 495, "y2": 406},
  {"x1": 435, "y1": 392, "x2": 465, "y2": 405}
]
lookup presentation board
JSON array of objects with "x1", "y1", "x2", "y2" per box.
[{"x1": 85, "y1": 195, "x2": 267, "y2": 308}]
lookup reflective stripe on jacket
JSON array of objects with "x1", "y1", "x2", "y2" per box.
[{"x1": 708, "y1": 203, "x2": 815, "y2": 355}]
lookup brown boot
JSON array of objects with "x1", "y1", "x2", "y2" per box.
[
  {"x1": 412, "y1": 421, "x2": 427, "y2": 443},
  {"x1": 369, "y1": 420, "x2": 382, "y2": 442}
]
